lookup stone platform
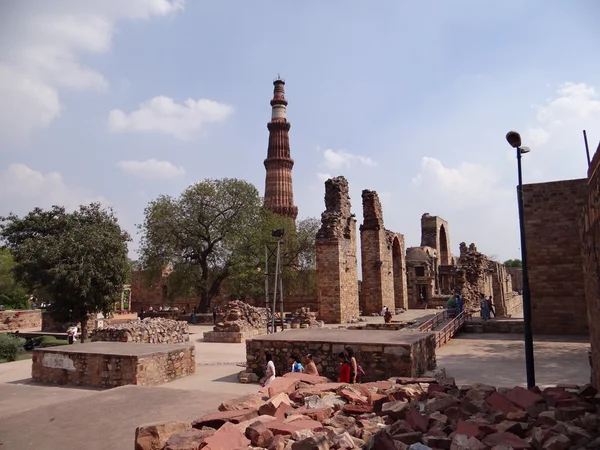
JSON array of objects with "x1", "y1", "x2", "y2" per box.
[
  {"x1": 32, "y1": 342, "x2": 195, "y2": 388},
  {"x1": 246, "y1": 328, "x2": 435, "y2": 382},
  {"x1": 463, "y1": 318, "x2": 524, "y2": 334},
  {"x1": 203, "y1": 328, "x2": 266, "y2": 343},
  {"x1": 346, "y1": 322, "x2": 413, "y2": 331}
]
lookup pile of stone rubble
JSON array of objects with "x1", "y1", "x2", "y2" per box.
[
  {"x1": 290, "y1": 307, "x2": 322, "y2": 328},
  {"x1": 134, "y1": 373, "x2": 600, "y2": 449},
  {"x1": 91, "y1": 317, "x2": 189, "y2": 344},
  {"x1": 213, "y1": 300, "x2": 268, "y2": 333}
]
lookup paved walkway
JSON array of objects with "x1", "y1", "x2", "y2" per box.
[{"x1": 0, "y1": 312, "x2": 591, "y2": 449}]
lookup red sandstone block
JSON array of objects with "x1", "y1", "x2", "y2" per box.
[
  {"x1": 281, "y1": 372, "x2": 328, "y2": 385},
  {"x1": 268, "y1": 377, "x2": 298, "y2": 398},
  {"x1": 405, "y1": 408, "x2": 428, "y2": 433},
  {"x1": 192, "y1": 409, "x2": 259, "y2": 429},
  {"x1": 507, "y1": 386, "x2": 544, "y2": 410},
  {"x1": 202, "y1": 422, "x2": 250, "y2": 450},
  {"x1": 486, "y1": 392, "x2": 520, "y2": 414},
  {"x1": 265, "y1": 419, "x2": 324, "y2": 436}
]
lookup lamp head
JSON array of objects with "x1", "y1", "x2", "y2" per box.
[
  {"x1": 519, "y1": 146, "x2": 531, "y2": 154},
  {"x1": 506, "y1": 131, "x2": 522, "y2": 148}
]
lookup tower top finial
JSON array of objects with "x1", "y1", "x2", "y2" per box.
[{"x1": 274, "y1": 74, "x2": 285, "y2": 84}]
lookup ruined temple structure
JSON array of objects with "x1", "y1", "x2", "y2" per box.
[
  {"x1": 359, "y1": 190, "x2": 407, "y2": 314},
  {"x1": 405, "y1": 214, "x2": 518, "y2": 314},
  {"x1": 315, "y1": 176, "x2": 360, "y2": 323},
  {"x1": 263, "y1": 77, "x2": 298, "y2": 221},
  {"x1": 405, "y1": 214, "x2": 456, "y2": 308}
]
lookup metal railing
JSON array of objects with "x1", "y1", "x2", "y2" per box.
[
  {"x1": 417, "y1": 310, "x2": 448, "y2": 332},
  {"x1": 435, "y1": 310, "x2": 467, "y2": 348}
]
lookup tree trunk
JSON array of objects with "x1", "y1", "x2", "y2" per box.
[
  {"x1": 80, "y1": 317, "x2": 88, "y2": 343},
  {"x1": 199, "y1": 291, "x2": 210, "y2": 313}
]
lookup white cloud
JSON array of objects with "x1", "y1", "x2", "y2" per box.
[
  {"x1": 317, "y1": 172, "x2": 332, "y2": 182},
  {"x1": 412, "y1": 156, "x2": 507, "y2": 208},
  {"x1": 0, "y1": 163, "x2": 110, "y2": 214},
  {"x1": 525, "y1": 82, "x2": 600, "y2": 173},
  {"x1": 321, "y1": 148, "x2": 377, "y2": 169},
  {"x1": 116, "y1": 159, "x2": 185, "y2": 179},
  {"x1": 108, "y1": 96, "x2": 234, "y2": 140},
  {"x1": 0, "y1": 0, "x2": 184, "y2": 143}
]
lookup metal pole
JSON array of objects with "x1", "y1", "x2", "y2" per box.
[
  {"x1": 583, "y1": 130, "x2": 591, "y2": 168},
  {"x1": 516, "y1": 147, "x2": 536, "y2": 388},
  {"x1": 279, "y1": 243, "x2": 284, "y2": 332},
  {"x1": 272, "y1": 240, "x2": 280, "y2": 333},
  {"x1": 265, "y1": 244, "x2": 270, "y2": 334}
]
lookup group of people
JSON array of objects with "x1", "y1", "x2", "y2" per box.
[
  {"x1": 480, "y1": 293, "x2": 496, "y2": 320},
  {"x1": 260, "y1": 347, "x2": 364, "y2": 387}
]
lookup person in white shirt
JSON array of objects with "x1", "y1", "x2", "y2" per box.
[{"x1": 261, "y1": 351, "x2": 276, "y2": 387}]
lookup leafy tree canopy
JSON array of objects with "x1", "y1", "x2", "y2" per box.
[
  {"x1": 138, "y1": 178, "x2": 319, "y2": 312},
  {"x1": 0, "y1": 203, "x2": 131, "y2": 340},
  {"x1": 0, "y1": 248, "x2": 30, "y2": 310},
  {"x1": 503, "y1": 259, "x2": 522, "y2": 268}
]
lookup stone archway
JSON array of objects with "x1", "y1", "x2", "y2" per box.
[
  {"x1": 439, "y1": 224, "x2": 450, "y2": 265},
  {"x1": 392, "y1": 236, "x2": 408, "y2": 309}
]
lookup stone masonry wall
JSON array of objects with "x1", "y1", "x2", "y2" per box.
[
  {"x1": 360, "y1": 190, "x2": 394, "y2": 315},
  {"x1": 245, "y1": 334, "x2": 436, "y2": 382},
  {"x1": 506, "y1": 267, "x2": 523, "y2": 292},
  {"x1": 581, "y1": 143, "x2": 600, "y2": 388},
  {"x1": 31, "y1": 344, "x2": 195, "y2": 388},
  {"x1": 388, "y1": 231, "x2": 408, "y2": 310},
  {"x1": 315, "y1": 177, "x2": 359, "y2": 323},
  {"x1": 0, "y1": 309, "x2": 41, "y2": 331},
  {"x1": 41, "y1": 312, "x2": 97, "y2": 333},
  {"x1": 522, "y1": 179, "x2": 588, "y2": 335},
  {"x1": 91, "y1": 318, "x2": 189, "y2": 344},
  {"x1": 421, "y1": 214, "x2": 452, "y2": 265}
]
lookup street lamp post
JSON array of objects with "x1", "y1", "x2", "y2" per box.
[{"x1": 506, "y1": 131, "x2": 536, "y2": 388}]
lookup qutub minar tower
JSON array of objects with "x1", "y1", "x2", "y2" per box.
[{"x1": 263, "y1": 77, "x2": 298, "y2": 221}]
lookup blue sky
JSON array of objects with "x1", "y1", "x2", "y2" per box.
[{"x1": 1, "y1": 0, "x2": 599, "y2": 262}]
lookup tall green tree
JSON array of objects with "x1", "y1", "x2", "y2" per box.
[
  {"x1": 0, "y1": 203, "x2": 131, "y2": 340},
  {"x1": 0, "y1": 248, "x2": 30, "y2": 310},
  {"x1": 139, "y1": 178, "x2": 265, "y2": 312},
  {"x1": 139, "y1": 178, "x2": 320, "y2": 312},
  {"x1": 503, "y1": 259, "x2": 522, "y2": 268}
]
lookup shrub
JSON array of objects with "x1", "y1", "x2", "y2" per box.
[
  {"x1": 39, "y1": 336, "x2": 69, "y2": 347},
  {"x1": 0, "y1": 334, "x2": 25, "y2": 361},
  {"x1": 446, "y1": 297, "x2": 457, "y2": 309}
]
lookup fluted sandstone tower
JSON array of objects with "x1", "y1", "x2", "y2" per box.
[{"x1": 263, "y1": 78, "x2": 298, "y2": 220}]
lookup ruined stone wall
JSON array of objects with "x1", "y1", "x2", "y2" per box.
[
  {"x1": 506, "y1": 267, "x2": 523, "y2": 292},
  {"x1": 581, "y1": 145, "x2": 600, "y2": 387},
  {"x1": 490, "y1": 261, "x2": 515, "y2": 316},
  {"x1": 91, "y1": 318, "x2": 189, "y2": 344},
  {"x1": 41, "y1": 312, "x2": 97, "y2": 333},
  {"x1": 455, "y1": 243, "x2": 493, "y2": 310},
  {"x1": 0, "y1": 309, "x2": 41, "y2": 331},
  {"x1": 388, "y1": 231, "x2": 408, "y2": 310},
  {"x1": 360, "y1": 190, "x2": 394, "y2": 314},
  {"x1": 131, "y1": 271, "x2": 200, "y2": 313},
  {"x1": 421, "y1": 214, "x2": 452, "y2": 265},
  {"x1": 522, "y1": 179, "x2": 588, "y2": 335},
  {"x1": 315, "y1": 177, "x2": 359, "y2": 323}
]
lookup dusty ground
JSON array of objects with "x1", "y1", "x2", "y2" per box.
[{"x1": 0, "y1": 311, "x2": 591, "y2": 450}]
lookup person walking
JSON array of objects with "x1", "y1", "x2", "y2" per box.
[
  {"x1": 480, "y1": 293, "x2": 490, "y2": 321},
  {"x1": 456, "y1": 293, "x2": 464, "y2": 315},
  {"x1": 488, "y1": 296, "x2": 496, "y2": 318}
]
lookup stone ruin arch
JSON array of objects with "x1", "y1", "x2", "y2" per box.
[{"x1": 421, "y1": 213, "x2": 452, "y2": 266}]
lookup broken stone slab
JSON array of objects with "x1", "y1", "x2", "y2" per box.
[
  {"x1": 163, "y1": 429, "x2": 214, "y2": 450},
  {"x1": 245, "y1": 420, "x2": 275, "y2": 447},
  {"x1": 134, "y1": 420, "x2": 191, "y2": 450},
  {"x1": 482, "y1": 431, "x2": 531, "y2": 449},
  {"x1": 265, "y1": 419, "x2": 325, "y2": 436},
  {"x1": 201, "y1": 421, "x2": 251, "y2": 450},
  {"x1": 192, "y1": 408, "x2": 259, "y2": 429},
  {"x1": 282, "y1": 372, "x2": 329, "y2": 385},
  {"x1": 268, "y1": 377, "x2": 299, "y2": 398}
]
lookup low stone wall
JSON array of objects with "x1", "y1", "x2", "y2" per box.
[
  {"x1": 105, "y1": 313, "x2": 138, "y2": 325},
  {"x1": 31, "y1": 342, "x2": 195, "y2": 388},
  {"x1": 91, "y1": 318, "x2": 189, "y2": 344},
  {"x1": 204, "y1": 328, "x2": 266, "y2": 343},
  {"x1": 463, "y1": 318, "x2": 524, "y2": 334},
  {"x1": 41, "y1": 312, "x2": 97, "y2": 333},
  {"x1": 346, "y1": 323, "x2": 411, "y2": 331},
  {"x1": 0, "y1": 309, "x2": 41, "y2": 331},
  {"x1": 503, "y1": 294, "x2": 523, "y2": 317},
  {"x1": 246, "y1": 329, "x2": 436, "y2": 381}
]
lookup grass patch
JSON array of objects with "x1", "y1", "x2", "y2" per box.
[{"x1": 0, "y1": 353, "x2": 32, "y2": 364}]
